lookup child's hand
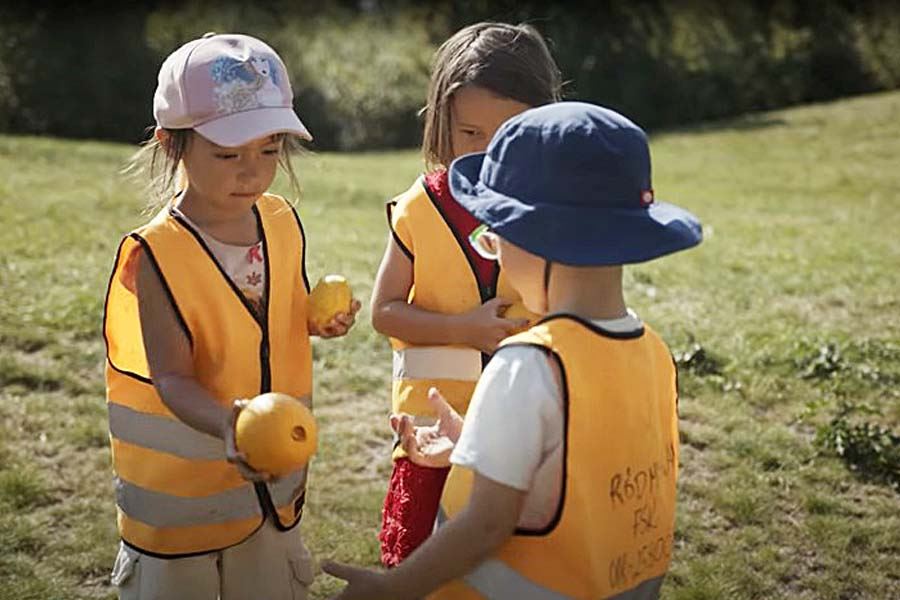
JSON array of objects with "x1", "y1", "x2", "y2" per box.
[
  {"x1": 391, "y1": 388, "x2": 464, "y2": 468},
  {"x1": 322, "y1": 561, "x2": 390, "y2": 599},
  {"x1": 310, "y1": 299, "x2": 362, "y2": 338},
  {"x1": 459, "y1": 298, "x2": 529, "y2": 354},
  {"x1": 224, "y1": 400, "x2": 274, "y2": 482}
]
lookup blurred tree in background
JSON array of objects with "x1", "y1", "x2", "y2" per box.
[
  {"x1": 1, "y1": 0, "x2": 898, "y2": 150},
  {"x1": 0, "y1": 4, "x2": 159, "y2": 140}
]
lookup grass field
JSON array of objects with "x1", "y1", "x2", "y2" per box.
[{"x1": 1, "y1": 91, "x2": 898, "y2": 600}]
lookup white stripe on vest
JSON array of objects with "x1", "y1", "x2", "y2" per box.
[
  {"x1": 115, "y1": 468, "x2": 306, "y2": 528},
  {"x1": 437, "y1": 508, "x2": 666, "y2": 599},
  {"x1": 108, "y1": 395, "x2": 312, "y2": 461},
  {"x1": 392, "y1": 347, "x2": 482, "y2": 381}
]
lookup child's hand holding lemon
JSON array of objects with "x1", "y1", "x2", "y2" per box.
[
  {"x1": 307, "y1": 274, "x2": 361, "y2": 337},
  {"x1": 235, "y1": 393, "x2": 317, "y2": 475},
  {"x1": 498, "y1": 301, "x2": 541, "y2": 335}
]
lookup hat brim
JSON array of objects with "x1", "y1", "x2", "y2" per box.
[
  {"x1": 195, "y1": 107, "x2": 312, "y2": 147},
  {"x1": 449, "y1": 152, "x2": 703, "y2": 266}
]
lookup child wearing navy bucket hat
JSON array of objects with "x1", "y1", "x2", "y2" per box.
[{"x1": 324, "y1": 102, "x2": 702, "y2": 599}]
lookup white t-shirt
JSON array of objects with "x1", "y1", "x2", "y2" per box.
[
  {"x1": 174, "y1": 208, "x2": 267, "y2": 316},
  {"x1": 450, "y1": 310, "x2": 643, "y2": 530}
]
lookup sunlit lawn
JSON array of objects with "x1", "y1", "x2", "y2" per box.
[{"x1": 0, "y1": 90, "x2": 898, "y2": 599}]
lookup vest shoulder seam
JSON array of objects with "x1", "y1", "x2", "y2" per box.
[
  {"x1": 536, "y1": 313, "x2": 646, "y2": 340},
  {"x1": 130, "y1": 233, "x2": 195, "y2": 348},
  {"x1": 385, "y1": 201, "x2": 414, "y2": 261}
]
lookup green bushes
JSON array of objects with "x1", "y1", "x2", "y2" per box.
[
  {"x1": 0, "y1": 6, "x2": 158, "y2": 142},
  {"x1": 1, "y1": 1, "x2": 899, "y2": 149},
  {"x1": 145, "y1": 3, "x2": 434, "y2": 150},
  {"x1": 272, "y1": 12, "x2": 434, "y2": 150},
  {"x1": 443, "y1": 1, "x2": 900, "y2": 130}
]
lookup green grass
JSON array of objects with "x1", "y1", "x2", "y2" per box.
[{"x1": 1, "y1": 90, "x2": 899, "y2": 599}]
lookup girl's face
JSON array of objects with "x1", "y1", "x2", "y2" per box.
[
  {"x1": 164, "y1": 130, "x2": 282, "y2": 217},
  {"x1": 450, "y1": 85, "x2": 531, "y2": 160}
]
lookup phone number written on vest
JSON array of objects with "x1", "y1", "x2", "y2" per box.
[
  {"x1": 608, "y1": 535, "x2": 672, "y2": 590},
  {"x1": 607, "y1": 442, "x2": 677, "y2": 589}
]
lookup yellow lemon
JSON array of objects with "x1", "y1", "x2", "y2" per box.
[
  {"x1": 307, "y1": 274, "x2": 352, "y2": 329},
  {"x1": 235, "y1": 392, "x2": 318, "y2": 476},
  {"x1": 500, "y1": 301, "x2": 542, "y2": 335}
]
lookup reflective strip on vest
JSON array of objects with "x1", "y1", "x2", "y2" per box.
[
  {"x1": 108, "y1": 395, "x2": 312, "y2": 461},
  {"x1": 115, "y1": 467, "x2": 306, "y2": 528},
  {"x1": 393, "y1": 347, "x2": 481, "y2": 381},
  {"x1": 463, "y1": 557, "x2": 663, "y2": 600},
  {"x1": 463, "y1": 559, "x2": 663, "y2": 600},
  {"x1": 464, "y1": 560, "x2": 572, "y2": 599},
  {"x1": 437, "y1": 508, "x2": 665, "y2": 600},
  {"x1": 115, "y1": 477, "x2": 260, "y2": 527},
  {"x1": 605, "y1": 576, "x2": 664, "y2": 600},
  {"x1": 108, "y1": 402, "x2": 225, "y2": 461}
]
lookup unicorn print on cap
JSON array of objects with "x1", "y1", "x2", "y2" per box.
[{"x1": 210, "y1": 54, "x2": 285, "y2": 114}]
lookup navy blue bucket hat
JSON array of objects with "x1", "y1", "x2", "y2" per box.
[{"x1": 449, "y1": 102, "x2": 703, "y2": 266}]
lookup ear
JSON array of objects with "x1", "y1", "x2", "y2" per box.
[
  {"x1": 155, "y1": 127, "x2": 174, "y2": 157},
  {"x1": 156, "y1": 127, "x2": 193, "y2": 159}
]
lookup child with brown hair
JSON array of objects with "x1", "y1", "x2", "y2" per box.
[
  {"x1": 104, "y1": 32, "x2": 359, "y2": 599},
  {"x1": 369, "y1": 21, "x2": 563, "y2": 567}
]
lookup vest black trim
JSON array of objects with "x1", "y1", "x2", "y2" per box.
[
  {"x1": 421, "y1": 176, "x2": 500, "y2": 369},
  {"x1": 168, "y1": 208, "x2": 265, "y2": 327},
  {"x1": 102, "y1": 231, "x2": 196, "y2": 379},
  {"x1": 289, "y1": 204, "x2": 311, "y2": 294},
  {"x1": 385, "y1": 201, "x2": 414, "y2": 261},
  {"x1": 102, "y1": 232, "x2": 127, "y2": 364},
  {"x1": 108, "y1": 363, "x2": 153, "y2": 386},
  {"x1": 420, "y1": 176, "x2": 500, "y2": 303},
  {"x1": 537, "y1": 313, "x2": 646, "y2": 340},
  {"x1": 102, "y1": 239, "x2": 156, "y2": 386},
  {"x1": 167, "y1": 206, "x2": 274, "y2": 394},
  {"x1": 134, "y1": 233, "x2": 195, "y2": 347},
  {"x1": 255, "y1": 206, "x2": 272, "y2": 395},
  {"x1": 254, "y1": 483, "x2": 306, "y2": 532},
  {"x1": 166, "y1": 204, "x2": 303, "y2": 532},
  {"x1": 495, "y1": 343, "x2": 569, "y2": 538},
  {"x1": 121, "y1": 519, "x2": 266, "y2": 560}
]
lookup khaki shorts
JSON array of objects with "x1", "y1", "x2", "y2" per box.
[{"x1": 110, "y1": 521, "x2": 316, "y2": 600}]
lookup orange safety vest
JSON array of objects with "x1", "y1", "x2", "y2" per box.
[
  {"x1": 387, "y1": 177, "x2": 519, "y2": 459},
  {"x1": 434, "y1": 315, "x2": 680, "y2": 599},
  {"x1": 103, "y1": 194, "x2": 312, "y2": 557}
]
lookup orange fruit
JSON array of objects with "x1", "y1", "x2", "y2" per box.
[
  {"x1": 500, "y1": 301, "x2": 541, "y2": 335},
  {"x1": 235, "y1": 392, "x2": 318, "y2": 476},
  {"x1": 307, "y1": 274, "x2": 352, "y2": 329}
]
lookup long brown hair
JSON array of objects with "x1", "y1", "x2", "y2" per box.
[
  {"x1": 124, "y1": 129, "x2": 305, "y2": 212},
  {"x1": 421, "y1": 22, "x2": 563, "y2": 170}
]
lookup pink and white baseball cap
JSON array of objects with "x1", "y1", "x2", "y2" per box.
[{"x1": 153, "y1": 32, "x2": 312, "y2": 147}]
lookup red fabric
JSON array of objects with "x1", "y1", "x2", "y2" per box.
[
  {"x1": 423, "y1": 170, "x2": 497, "y2": 290},
  {"x1": 379, "y1": 457, "x2": 450, "y2": 567}
]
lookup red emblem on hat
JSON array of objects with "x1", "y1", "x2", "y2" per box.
[{"x1": 640, "y1": 189, "x2": 655, "y2": 206}]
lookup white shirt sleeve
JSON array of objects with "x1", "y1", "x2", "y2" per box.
[{"x1": 450, "y1": 345, "x2": 563, "y2": 491}]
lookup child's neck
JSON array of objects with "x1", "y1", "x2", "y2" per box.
[
  {"x1": 176, "y1": 189, "x2": 259, "y2": 246},
  {"x1": 546, "y1": 264, "x2": 628, "y2": 321}
]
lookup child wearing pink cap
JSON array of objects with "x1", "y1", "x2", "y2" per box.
[{"x1": 103, "y1": 33, "x2": 360, "y2": 599}]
